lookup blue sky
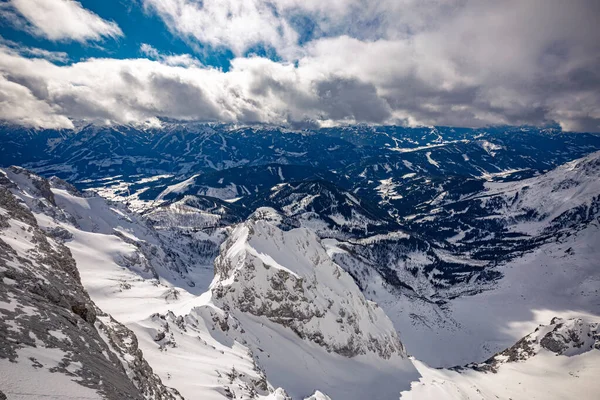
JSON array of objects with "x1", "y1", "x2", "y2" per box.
[
  {"x1": 0, "y1": 0, "x2": 599, "y2": 132},
  {"x1": 0, "y1": 0, "x2": 238, "y2": 69}
]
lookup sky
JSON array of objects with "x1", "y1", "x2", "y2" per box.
[{"x1": 0, "y1": 0, "x2": 599, "y2": 131}]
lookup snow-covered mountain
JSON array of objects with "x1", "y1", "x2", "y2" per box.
[
  {"x1": 180, "y1": 207, "x2": 419, "y2": 399},
  {"x1": 408, "y1": 150, "x2": 600, "y2": 257},
  {"x1": 0, "y1": 167, "x2": 419, "y2": 399},
  {"x1": 332, "y1": 152, "x2": 600, "y2": 369},
  {"x1": 478, "y1": 150, "x2": 600, "y2": 236},
  {"x1": 3, "y1": 123, "x2": 600, "y2": 217},
  {"x1": 402, "y1": 318, "x2": 600, "y2": 399},
  {"x1": 155, "y1": 164, "x2": 345, "y2": 203},
  {"x1": 0, "y1": 171, "x2": 181, "y2": 399},
  {"x1": 1, "y1": 125, "x2": 600, "y2": 399},
  {"x1": 247, "y1": 180, "x2": 396, "y2": 238}
]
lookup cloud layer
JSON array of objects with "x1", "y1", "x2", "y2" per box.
[
  {"x1": 0, "y1": 0, "x2": 599, "y2": 131},
  {"x1": 3, "y1": 0, "x2": 122, "y2": 42}
]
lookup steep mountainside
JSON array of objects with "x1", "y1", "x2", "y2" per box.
[
  {"x1": 184, "y1": 207, "x2": 420, "y2": 399},
  {"x1": 0, "y1": 173, "x2": 181, "y2": 399}
]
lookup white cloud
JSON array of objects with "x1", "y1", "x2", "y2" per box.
[
  {"x1": 140, "y1": 43, "x2": 160, "y2": 59},
  {"x1": 141, "y1": 0, "x2": 463, "y2": 57},
  {"x1": 0, "y1": 37, "x2": 69, "y2": 62},
  {"x1": 143, "y1": 0, "x2": 299, "y2": 56},
  {"x1": 0, "y1": 74, "x2": 73, "y2": 129},
  {"x1": 140, "y1": 43, "x2": 202, "y2": 67},
  {"x1": 0, "y1": 47, "x2": 394, "y2": 128},
  {"x1": 6, "y1": 0, "x2": 122, "y2": 42},
  {"x1": 19, "y1": 47, "x2": 69, "y2": 63}
]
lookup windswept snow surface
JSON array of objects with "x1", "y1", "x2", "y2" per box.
[
  {"x1": 403, "y1": 352, "x2": 600, "y2": 400},
  {"x1": 0, "y1": 349, "x2": 103, "y2": 400}
]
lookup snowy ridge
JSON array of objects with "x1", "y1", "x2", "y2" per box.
[
  {"x1": 401, "y1": 318, "x2": 600, "y2": 400},
  {"x1": 212, "y1": 208, "x2": 406, "y2": 359},
  {"x1": 0, "y1": 172, "x2": 181, "y2": 399},
  {"x1": 478, "y1": 150, "x2": 600, "y2": 234},
  {"x1": 471, "y1": 317, "x2": 600, "y2": 371},
  {"x1": 197, "y1": 207, "x2": 419, "y2": 399}
]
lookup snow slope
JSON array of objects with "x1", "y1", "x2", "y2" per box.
[
  {"x1": 402, "y1": 318, "x2": 600, "y2": 400},
  {"x1": 0, "y1": 170, "x2": 180, "y2": 400},
  {"x1": 1, "y1": 167, "x2": 272, "y2": 399}
]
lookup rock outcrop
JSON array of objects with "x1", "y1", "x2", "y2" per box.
[{"x1": 0, "y1": 173, "x2": 182, "y2": 399}]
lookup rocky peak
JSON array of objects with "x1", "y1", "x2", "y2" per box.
[
  {"x1": 470, "y1": 317, "x2": 600, "y2": 373},
  {"x1": 211, "y1": 209, "x2": 406, "y2": 359}
]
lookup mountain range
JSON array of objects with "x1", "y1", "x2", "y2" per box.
[{"x1": 1, "y1": 123, "x2": 599, "y2": 399}]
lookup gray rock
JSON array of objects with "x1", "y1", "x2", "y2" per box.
[{"x1": 0, "y1": 179, "x2": 183, "y2": 400}]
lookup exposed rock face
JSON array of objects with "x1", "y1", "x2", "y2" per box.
[
  {"x1": 538, "y1": 317, "x2": 600, "y2": 355},
  {"x1": 0, "y1": 176, "x2": 182, "y2": 399},
  {"x1": 211, "y1": 207, "x2": 406, "y2": 359},
  {"x1": 468, "y1": 317, "x2": 600, "y2": 373}
]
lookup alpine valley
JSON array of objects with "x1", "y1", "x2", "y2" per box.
[{"x1": 1, "y1": 123, "x2": 599, "y2": 400}]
